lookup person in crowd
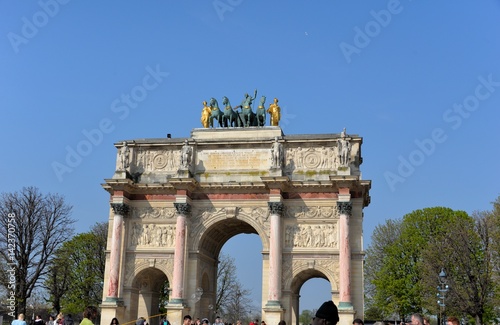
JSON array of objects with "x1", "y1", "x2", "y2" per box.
[
  {"x1": 47, "y1": 316, "x2": 55, "y2": 325},
  {"x1": 183, "y1": 315, "x2": 192, "y2": 325},
  {"x1": 278, "y1": 321, "x2": 286, "y2": 325},
  {"x1": 34, "y1": 315, "x2": 44, "y2": 325},
  {"x1": 411, "y1": 314, "x2": 424, "y2": 325},
  {"x1": 353, "y1": 319, "x2": 364, "y2": 325},
  {"x1": 63, "y1": 314, "x2": 74, "y2": 325},
  {"x1": 110, "y1": 318, "x2": 119, "y2": 325},
  {"x1": 80, "y1": 306, "x2": 99, "y2": 325},
  {"x1": 55, "y1": 314, "x2": 64, "y2": 325},
  {"x1": 446, "y1": 317, "x2": 459, "y2": 325},
  {"x1": 12, "y1": 314, "x2": 27, "y2": 325},
  {"x1": 214, "y1": 317, "x2": 224, "y2": 325},
  {"x1": 312, "y1": 301, "x2": 339, "y2": 325},
  {"x1": 423, "y1": 317, "x2": 430, "y2": 325}
]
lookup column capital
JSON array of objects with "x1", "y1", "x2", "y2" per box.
[
  {"x1": 111, "y1": 203, "x2": 129, "y2": 216},
  {"x1": 174, "y1": 202, "x2": 191, "y2": 216},
  {"x1": 337, "y1": 201, "x2": 352, "y2": 216},
  {"x1": 268, "y1": 202, "x2": 284, "y2": 216}
]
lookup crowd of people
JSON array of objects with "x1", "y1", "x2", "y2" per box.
[
  {"x1": 11, "y1": 306, "x2": 100, "y2": 325},
  {"x1": 12, "y1": 301, "x2": 462, "y2": 325},
  {"x1": 179, "y1": 315, "x2": 276, "y2": 325}
]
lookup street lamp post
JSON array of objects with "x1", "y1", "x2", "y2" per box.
[{"x1": 437, "y1": 268, "x2": 449, "y2": 325}]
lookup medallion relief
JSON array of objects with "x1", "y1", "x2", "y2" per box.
[{"x1": 133, "y1": 149, "x2": 181, "y2": 172}]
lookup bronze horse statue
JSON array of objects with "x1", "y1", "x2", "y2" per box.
[
  {"x1": 222, "y1": 96, "x2": 239, "y2": 127},
  {"x1": 209, "y1": 97, "x2": 223, "y2": 127},
  {"x1": 256, "y1": 95, "x2": 266, "y2": 127}
]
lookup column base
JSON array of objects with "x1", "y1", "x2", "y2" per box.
[
  {"x1": 100, "y1": 298, "x2": 125, "y2": 325},
  {"x1": 102, "y1": 297, "x2": 125, "y2": 305},
  {"x1": 338, "y1": 301, "x2": 354, "y2": 310},
  {"x1": 264, "y1": 300, "x2": 282, "y2": 308},
  {"x1": 262, "y1": 305, "x2": 284, "y2": 325},
  {"x1": 167, "y1": 298, "x2": 186, "y2": 306},
  {"x1": 268, "y1": 168, "x2": 283, "y2": 177},
  {"x1": 166, "y1": 302, "x2": 190, "y2": 325}
]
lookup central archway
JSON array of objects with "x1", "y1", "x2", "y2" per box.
[{"x1": 188, "y1": 213, "x2": 269, "y2": 320}]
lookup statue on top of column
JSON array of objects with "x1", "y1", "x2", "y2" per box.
[
  {"x1": 200, "y1": 100, "x2": 211, "y2": 128},
  {"x1": 271, "y1": 137, "x2": 284, "y2": 169},
  {"x1": 180, "y1": 140, "x2": 193, "y2": 169},
  {"x1": 267, "y1": 98, "x2": 281, "y2": 126},
  {"x1": 119, "y1": 141, "x2": 130, "y2": 171},
  {"x1": 337, "y1": 128, "x2": 351, "y2": 167}
]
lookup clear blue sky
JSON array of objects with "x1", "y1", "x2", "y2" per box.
[{"x1": 1, "y1": 0, "x2": 500, "y2": 317}]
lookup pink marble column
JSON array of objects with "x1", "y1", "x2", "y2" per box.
[
  {"x1": 170, "y1": 203, "x2": 190, "y2": 303},
  {"x1": 267, "y1": 202, "x2": 284, "y2": 306},
  {"x1": 108, "y1": 203, "x2": 128, "y2": 299},
  {"x1": 338, "y1": 201, "x2": 352, "y2": 308}
]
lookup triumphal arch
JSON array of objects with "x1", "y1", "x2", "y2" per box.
[{"x1": 100, "y1": 125, "x2": 371, "y2": 325}]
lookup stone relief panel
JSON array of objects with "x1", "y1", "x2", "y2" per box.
[
  {"x1": 132, "y1": 149, "x2": 181, "y2": 173},
  {"x1": 281, "y1": 256, "x2": 340, "y2": 292},
  {"x1": 124, "y1": 255, "x2": 174, "y2": 287},
  {"x1": 284, "y1": 206, "x2": 339, "y2": 219},
  {"x1": 284, "y1": 147, "x2": 338, "y2": 172},
  {"x1": 129, "y1": 223, "x2": 176, "y2": 248},
  {"x1": 189, "y1": 206, "x2": 269, "y2": 239},
  {"x1": 130, "y1": 207, "x2": 176, "y2": 219},
  {"x1": 284, "y1": 224, "x2": 338, "y2": 249},
  {"x1": 284, "y1": 143, "x2": 360, "y2": 174}
]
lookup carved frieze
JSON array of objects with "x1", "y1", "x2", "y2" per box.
[
  {"x1": 129, "y1": 222, "x2": 176, "y2": 248},
  {"x1": 134, "y1": 149, "x2": 180, "y2": 172},
  {"x1": 284, "y1": 206, "x2": 338, "y2": 219},
  {"x1": 284, "y1": 224, "x2": 338, "y2": 248},
  {"x1": 130, "y1": 207, "x2": 176, "y2": 219}
]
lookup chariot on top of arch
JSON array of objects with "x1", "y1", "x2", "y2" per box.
[{"x1": 199, "y1": 90, "x2": 281, "y2": 128}]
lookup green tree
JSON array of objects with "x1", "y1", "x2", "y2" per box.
[
  {"x1": 0, "y1": 187, "x2": 75, "y2": 316},
  {"x1": 45, "y1": 222, "x2": 107, "y2": 315},
  {"x1": 364, "y1": 219, "x2": 402, "y2": 319},
  {"x1": 366, "y1": 207, "x2": 470, "y2": 319},
  {"x1": 299, "y1": 309, "x2": 314, "y2": 325},
  {"x1": 421, "y1": 208, "x2": 500, "y2": 325}
]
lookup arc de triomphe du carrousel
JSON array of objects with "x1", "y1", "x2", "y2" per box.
[{"x1": 99, "y1": 96, "x2": 371, "y2": 325}]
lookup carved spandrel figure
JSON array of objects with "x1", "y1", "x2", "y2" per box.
[
  {"x1": 200, "y1": 100, "x2": 211, "y2": 128},
  {"x1": 337, "y1": 129, "x2": 351, "y2": 167},
  {"x1": 267, "y1": 97, "x2": 281, "y2": 126},
  {"x1": 119, "y1": 141, "x2": 130, "y2": 171},
  {"x1": 180, "y1": 140, "x2": 193, "y2": 168},
  {"x1": 271, "y1": 137, "x2": 284, "y2": 168}
]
